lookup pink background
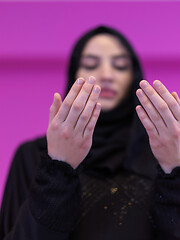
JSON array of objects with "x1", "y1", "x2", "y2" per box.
[{"x1": 0, "y1": 1, "x2": 180, "y2": 206}]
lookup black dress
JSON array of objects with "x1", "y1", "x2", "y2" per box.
[{"x1": 0, "y1": 136, "x2": 180, "y2": 240}]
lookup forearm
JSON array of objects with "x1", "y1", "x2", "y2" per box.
[{"x1": 29, "y1": 151, "x2": 81, "y2": 232}]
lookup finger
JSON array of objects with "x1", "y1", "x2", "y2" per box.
[
  {"x1": 153, "y1": 80, "x2": 180, "y2": 120},
  {"x1": 136, "y1": 105, "x2": 158, "y2": 137},
  {"x1": 75, "y1": 85, "x2": 101, "y2": 133},
  {"x1": 65, "y1": 76, "x2": 96, "y2": 128},
  {"x1": 172, "y1": 92, "x2": 180, "y2": 106},
  {"x1": 83, "y1": 102, "x2": 101, "y2": 138},
  {"x1": 136, "y1": 89, "x2": 167, "y2": 133},
  {"x1": 140, "y1": 80, "x2": 177, "y2": 128},
  {"x1": 56, "y1": 77, "x2": 85, "y2": 122},
  {"x1": 49, "y1": 93, "x2": 62, "y2": 124}
]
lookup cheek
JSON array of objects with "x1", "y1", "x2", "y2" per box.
[
  {"x1": 116, "y1": 71, "x2": 133, "y2": 90},
  {"x1": 76, "y1": 69, "x2": 83, "y2": 79}
]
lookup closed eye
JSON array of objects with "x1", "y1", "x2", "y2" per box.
[
  {"x1": 80, "y1": 55, "x2": 100, "y2": 70},
  {"x1": 80, "y1": 64, "x2": 99, "y2": 70}
]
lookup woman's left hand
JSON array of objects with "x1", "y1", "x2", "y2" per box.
[{"x1": 136, "y1": 80, "x2": 180, "y2": 174}]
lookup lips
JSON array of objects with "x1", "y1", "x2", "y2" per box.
[{"x1": 100, "y1": 88, "x2": 117, "y2": 99}]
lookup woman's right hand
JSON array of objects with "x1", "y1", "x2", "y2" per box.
[{"x1": 46, "y1": 76, "x2": 101, "y2": 169}]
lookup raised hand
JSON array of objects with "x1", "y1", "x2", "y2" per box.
[
  {"x1": 136, "y1": 80, "x2": 180, "y2": 173},
  {"x1": 47, "y1": 76, "x2": 101, "y2": 169}
]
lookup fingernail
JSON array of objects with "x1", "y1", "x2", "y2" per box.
[
  {"x1": 141, "y1": 80, "x2": 148, "y2": 88},
  {"x1": 154, "y1": 80, "x2": 161, "y2": 87},
  {"x1": 54, "y1": 93, "x2": 57, "y2": 101},
  {"x1": 136, "y1": 106, "x2": 142, "y2": 113},
  {"x1": 136, "y1": 89, "x2": 143, "y2": 97},
  {"x1": 93, "y1": 85, "x2": 101, "y2": 94},
  {"x1": 88, "y1": 76, "x2": 96, "y2": 84},
  {"x1": 77, "y1": 78, "x2": 84, "y2": 85},
  {"x1": 96, "y1": 103, "x2": 101, "y2": 110}
]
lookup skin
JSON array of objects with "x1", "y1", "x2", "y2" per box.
[
  {"x1": 47, "y1": 34, "x2": 180, "y2": 173},
  {"x1": 47, "y1": 76, "x2": 101, "y2": 169},
  {"x1": 136, "y1": 80, "x2": 180, "y2": 173},
  {"x1": 47, "y1": 34, "x2": 133, "y2": 169},
  {"x1": 76, "y1": 34, "x2": 133, "y2": 111}
]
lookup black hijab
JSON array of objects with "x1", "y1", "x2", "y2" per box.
[{"x1": 66, "y1": 26, "x2": 157, "y2": 179}]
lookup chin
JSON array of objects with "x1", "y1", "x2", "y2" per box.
[
  {"x1": 99, "y1": 99, "x2": 118, "y2": 112},
  {"x1": 101, "y1": 104, "x2": 117, "y2": 112}
]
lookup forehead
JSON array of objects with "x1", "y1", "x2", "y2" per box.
[{"x1": 82, "y1": 34, "x2": 129, "y2": 56}]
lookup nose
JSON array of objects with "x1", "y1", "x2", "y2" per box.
[{"x1": 99, "y1": 61, "x2": 114, "y2": 84}]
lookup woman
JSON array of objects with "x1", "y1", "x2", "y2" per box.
[{"x1": 0, "y1": 26, "x2": 180, "y2": 240}]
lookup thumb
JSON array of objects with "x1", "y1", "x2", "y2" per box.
[{"x1": 49, "y1": 93, "x2": 62, "y2": 124}]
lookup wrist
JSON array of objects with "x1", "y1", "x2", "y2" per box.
[
  {"x1": 47, "y1": 152, "x2": 79, "y2": 170},
  {"x1": 159, "y1": 163, "x2": 180, "y2": 174}
]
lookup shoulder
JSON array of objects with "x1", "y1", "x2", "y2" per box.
[
  {"x1": 15, "y1": 135, "x2": 47, "y2": 161},
  {"x1": 0, "y1": 136, "x2": 48, "y2": 235},
  {"x1": 17, "y1": 135, "x2": 47, "y2": 154},
  {"x1": 10, "y1": 136, "x2": 47, "y2": 179}
]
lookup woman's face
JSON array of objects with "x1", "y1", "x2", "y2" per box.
[{"x1": 76, "y1": 34, "x2": 133, "y2": 111}]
